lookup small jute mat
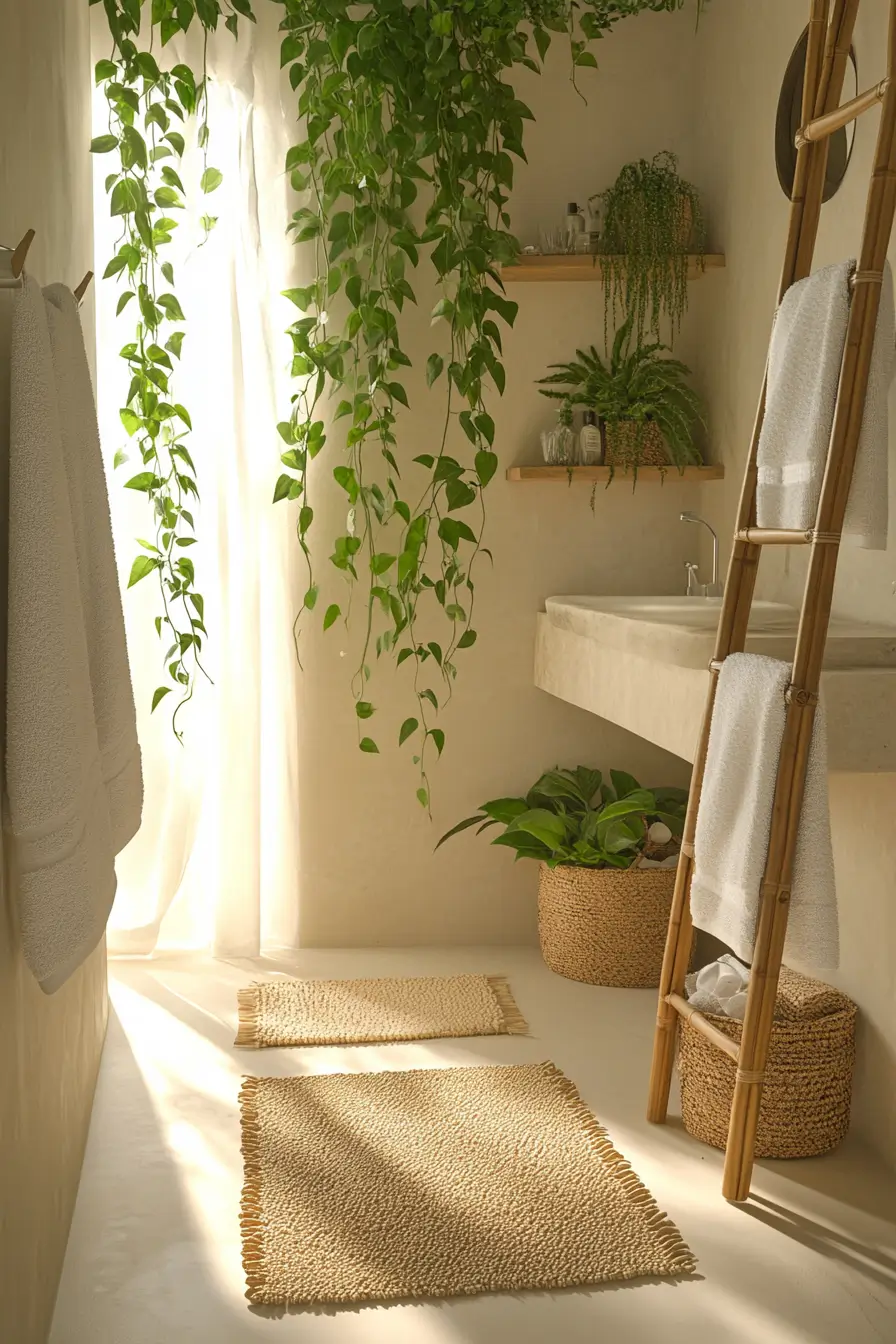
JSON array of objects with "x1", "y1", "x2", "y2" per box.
[
  {"x1": 235, "y1": 973, "x2": 527, "y2": 1048},
  {"x1": 239, "y1": 1061, "x2": 696, "y2": 1305}
]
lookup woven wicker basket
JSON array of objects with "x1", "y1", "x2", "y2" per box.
[
  {"x1": 678, "y1": 967, "x2": 857, "y2": 1159},
  {"x1": 602, "y1": 419, "x2": 669, "y2": 469},
  {"x1": 537, "y1": 862, "x2": 675, "y2": 988}
]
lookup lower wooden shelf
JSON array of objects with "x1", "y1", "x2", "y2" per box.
[{"x1": 506, "y1": 464, "x2": 725, "y2": 482}]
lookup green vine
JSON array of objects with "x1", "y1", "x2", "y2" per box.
[
  {"x1": 90, "y1": 0, "x2": 252, "y2": 734},
  {"x1": 91, "y1": 1, "x2": 705, "y2": 777},
  {"x1": 598, "y1": 150, "x2": 706, "y2": 342}
]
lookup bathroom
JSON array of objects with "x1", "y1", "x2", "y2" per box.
[{"x1": 1, "y1": 0, "x2": 895, "y2": 1340}]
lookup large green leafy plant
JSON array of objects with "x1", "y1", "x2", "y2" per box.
[
  {"x1": 538, "y1": 311, "x2": 704, "y2": 475},
  {"x1": 438, "y1": 766, "x2": 687, "y2": 868},
  {"x1": 92, "y1": 0, "x2": 705, "y2": 787}
]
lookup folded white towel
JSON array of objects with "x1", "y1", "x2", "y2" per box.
[
  {"x1": 5, "y1": 276, "x2": 140, "y2": 993},
  {"x1": 44, "y1": 284, "x2": 142, "y2": 853},
  {"x1": 685, "y1": 953, "x2": 751, "y2": 1020},
  {"x1": 691, "y1": 653, "x2": 839, "y2": 969},
  {"x1": 756, "y1": 259, "x2": 895, "y2": 550}
]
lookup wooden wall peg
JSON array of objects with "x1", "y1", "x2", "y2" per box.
[
  {"x1": 10, "y1": 229, "x2": 36, "y2": 278},
  {"x1": 74, "y1": 271, "x2": 94, "y2": 304}
]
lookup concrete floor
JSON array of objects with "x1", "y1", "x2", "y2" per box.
[{"x1": 51, "y1": 947, "x2": 896, "y2": 1343}]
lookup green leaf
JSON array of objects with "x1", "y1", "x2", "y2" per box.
[
  {"x1": 128, "y1": 554, "x2": 159, "y2": 587},
  {"x1": 359, "y1": 737, "x2": 379, "y2": 754},
  {"x1": 370, "y1": 552, "x2": 395, "y2": 576},
  {"x1": 273, "y1": 473, "x2": 293, "y2": 503},
  {"x1": 323, "y1": 603, "x2": 340, "y2": 630},
  {"x1": 304, "y1": 584, "x2": 318, "y2": 610},
  {"x1": 200, "y1": 167, "x2": 223, "y2": 194},
  {"x1": 426, "y1": 353, "x2": 444, "y2": 387},
  {"x1": 120, "y1": 408, "x2": 141, "y2": 436},
  {"x1": 610, "y1": 770, "x2": 643, "y2": 801},
  {"x1": 509, "y1": 808, "x2": 569, "y2": 851},
  {"x1": 151, "y1": 686, "x2": 172, "y2": 712},
  {"x1": 429, "y1": 728, "x2": 445, "y2": 756},
  {"x1": 438, "y1": 517, "x2": 477, "y2": 549},
  {"x1": 90, "y1": 135, "x2": 119, "y2": 154},
  {"x1": 124, "y1": 471, "x2": 158, "y2": 492},
  {"x1": 399, "y1": 717, "x2": 418, "y2": 746},
  {"x1": 457, "y1": 629, "x2": 477, "y2": 649},
  {"x1": 356, "y1": 701, "x2": 375, "y2": 720},
  {"x1": 475, "y1": 450, "x2": 498, "y2": 486},
  {"x1": 417, "y1": 787, "x2": 429, "y2": 809}
]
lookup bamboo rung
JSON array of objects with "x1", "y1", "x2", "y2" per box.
[
  {"x1": 736, "y1": 527, "x2": 812, "y2": 544},
  {"x1": 665, "y1": 994, "x2": 741, "y2": 1062},
  {"x1": 797, "y1": 76, "x2": 890, "y2": 146},
  {"x1": 734, "y1": 527, "x2": 843, "y2": 544}
]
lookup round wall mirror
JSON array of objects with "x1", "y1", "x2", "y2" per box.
[{"x1": 775, "y1": 27, "x2": 858, "y2": 202}]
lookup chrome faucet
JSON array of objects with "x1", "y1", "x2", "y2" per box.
[{"x1": 680, "y1": 511, "x2": 723, "y2": 597}]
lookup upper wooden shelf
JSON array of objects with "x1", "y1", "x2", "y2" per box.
[
  {"x1": 507, "y1": 464, "x2": 724, "y2": 482},
  {"x1": 500, "y1": 253, "x2": 725, "y2": 282}
]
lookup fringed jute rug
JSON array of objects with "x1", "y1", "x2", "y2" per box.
[
  {"x1": 235, "y1": 973, "x2": 528, "y2": 1048},
  {"x1": 239, "y1": 1062, "x2": 696, "y2": 1305}
]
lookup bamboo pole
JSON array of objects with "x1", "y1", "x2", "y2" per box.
[
  {"x1": 665, "y1": 994, "x2": 741, "y2": 1062},
  {"x1": 798, "y1": 77, "x2": 890, "y2": 146},
  {"x1": 645, "y1": 0, "x2": 839, "y2": 1128},
  {"x1": 722, "y1": 0, "x2": 896, "y2": 1202},
  {"x1": 795, "y1": 0, "x2": 861, "y2": 279}
]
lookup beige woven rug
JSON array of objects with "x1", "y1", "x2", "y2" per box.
[
  {"x1": 239, "y1": 1061, "x2": 696, "y2": 1305},
  {"x1": 235, "y1": 973, "x2": 527, "y2": 1048}
]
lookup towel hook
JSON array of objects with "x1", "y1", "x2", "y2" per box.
[
  {"x1": 1, "y1": 229, "x2": 36, "y2": 278},
  {"x1": 74, "y1": 271, "x2": 94, "y2": 305}
]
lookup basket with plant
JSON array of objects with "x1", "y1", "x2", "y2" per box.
[
  {"x1": 439, "y1": 766, "x2": 688, "y2": 987},
  {"x1": 598, "y1": 149, "x2": 706, "y2": 340},
  {"x1": 537, "y1": 313, "x2": 704, "y2": 478}
]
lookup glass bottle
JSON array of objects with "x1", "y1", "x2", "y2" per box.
[
  {"x1": 541, "y1": 405, "x2": 578, "y2": 466},
  {"x1": 578, "y1": 410, "x2": 603, "y2": 465},
  {"x1": 565, "y1": 202, "x2": 584, "y2": 252}
]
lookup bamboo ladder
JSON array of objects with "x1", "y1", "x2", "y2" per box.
[{"x1": 646, "y1": 0, "x2": 896, "y2": 1203}]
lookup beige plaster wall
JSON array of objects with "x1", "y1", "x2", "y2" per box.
[
  {"x1": 693, "y1": 0, "x2": 896, "y2": 1167},
  {"x1": 296, "y1": 10, "x2": 706, "y2": 948},
  {"x1": 0, "y1": 3, "x2": 108, "y2": 1340}
]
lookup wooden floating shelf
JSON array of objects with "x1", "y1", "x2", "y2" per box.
[
  {"x1": 500, "y1": 253, "x2": 725, "y2": 282},
  {"x1": 506, "y1": 465, "x2": 725, "y2": 482}
]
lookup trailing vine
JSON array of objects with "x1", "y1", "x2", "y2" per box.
[
  {"x1": 90, "y1": 0, "x2": 252, "y2": 734},
  {"x1": 92, "y1": 1, "x2": 705, "y2": 779}
]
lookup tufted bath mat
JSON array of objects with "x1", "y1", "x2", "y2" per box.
[
  {"x1": 238, "y1": 1061, "x2": 696, "y2": 1306},
  {"x1": 235, "y1": 973, "x2": 527, "y2": 1048}
]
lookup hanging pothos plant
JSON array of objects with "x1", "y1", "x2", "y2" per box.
[{"x1": 92, "y1": 0, "x2": 705, "y2": 794}]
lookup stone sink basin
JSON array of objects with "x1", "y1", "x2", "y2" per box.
[
  {"x1": 535, "y1": 596, "x2": 896, "y2": 771},
  {"x1": 544, "y1": 595, "x2": 896, "y2": 670}
]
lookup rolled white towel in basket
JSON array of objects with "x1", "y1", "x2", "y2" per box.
[
  {"x1": 691, "y1": 653, "x2": 839, "y2": 970},
  {"x1": 756, "y1": 259, "x2": 895, "y2": 550}
]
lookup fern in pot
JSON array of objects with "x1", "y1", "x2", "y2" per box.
[
  {"x1": 597, "y1": 149, "x2": 706, "y2": 341},
  {"x1": 538, "y1": 313, "x2": 704, "y2": 479},
  {"x1": 439, "y1": 766, "x2": 688, "y2": 987}
]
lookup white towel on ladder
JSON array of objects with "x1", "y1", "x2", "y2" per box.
[
  {"x1": 5, "y1": 276, "x2": 142, "y2": 993},
  {"x1": 691, "y1": 653, "x2": 839, "y2": 970},
  {"x1": 756, "y1": 259, "x2": 895, "y2": 550}
]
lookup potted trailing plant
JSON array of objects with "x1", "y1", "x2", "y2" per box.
[
  {"x1": 537, "y1": 314, "x2": 704, "y2": 477},
  {"x1": 598, "y1": 150, "x2": 706, "y2": 340},
  {"x1": 439, "y1": 766, "x2": 688, "y2": 987}
]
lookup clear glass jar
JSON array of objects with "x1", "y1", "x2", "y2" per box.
[{"x1": 541, "y1": 417, "x2": 578, "y2": 466}]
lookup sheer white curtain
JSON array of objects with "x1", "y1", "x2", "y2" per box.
[{"x1": 92, "y1": 12, "x2": 305, "y2": 957}]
